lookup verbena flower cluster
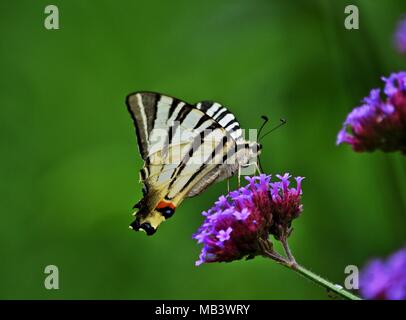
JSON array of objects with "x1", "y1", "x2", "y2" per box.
[
  {"x1": 193, "y1": 174, "x2": 304, "y2": 266},
  {"x1": 360, "y1": 247, "x2": 406, "y2": 300},
  {"x1": 395, "y1": 17, "x2": 406, "y2": 55},
  {"x1": 337, "y1": 72, "x2": 406, "y2": 153}
]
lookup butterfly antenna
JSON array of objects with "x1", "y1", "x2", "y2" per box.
[
  {"x1": 259, "y1": 118, "x2": 287, "y2": 141},
  {"x1": 256, "y1": 116, "x2": 270, "y2": 174},
  {"x1": 257, "y1": 115, "x2": 269, "y2": 139}
]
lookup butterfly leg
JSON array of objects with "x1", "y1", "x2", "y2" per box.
[
  {"x1": 255, "y1": 161, "x2": 262, "y2": 175},
  {"x1": 238, "y1": 165, "x2": 241, "y2": 188},
  {"x1": 227, "y1": 179, "x2": 230, "y2": 193}
]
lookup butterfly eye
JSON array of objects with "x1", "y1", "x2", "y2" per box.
[
  {"x1": 142, "y1": 185, "x2": 148, "y2": 195},
  {"x1": 159, "y1": 207, "x2": 175, "y2": 219}
]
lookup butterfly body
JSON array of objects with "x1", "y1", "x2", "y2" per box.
[{"x1": 126, "y1": 92, "x2": 260, "y2": 235}]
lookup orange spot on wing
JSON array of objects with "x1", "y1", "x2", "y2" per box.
[{"x1": 156, "y1": 200, "x2": 176, "y2": 210}]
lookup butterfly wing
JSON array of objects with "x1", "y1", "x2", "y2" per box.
[
  {"x1": 126, "y1": 92, "x2": 259, "y2": 235},
  {"x1": 185, "y1": 101, "x2": 260, "y2": 197}
]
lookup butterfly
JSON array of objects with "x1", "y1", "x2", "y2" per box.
[{"x1": 126, "y1": 92, "x2": 261, "y2": 235}]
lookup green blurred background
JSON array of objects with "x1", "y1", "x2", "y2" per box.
[{"x1": 1, "y1": 0, "x2": 406, "y2": 299}]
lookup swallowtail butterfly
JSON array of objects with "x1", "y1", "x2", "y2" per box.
[{"x1": 126, "y1": 92, "x2": 261, "y2": 235}]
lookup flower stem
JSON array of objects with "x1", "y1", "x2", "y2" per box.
[
  {"x1": 261, "y1": 244, "x2": 361, "y2": 300},
  {"x1": 288, "y1": 263, "x2": 361, "y2": 300},
  {"x1": 259, "y1": 239, "x2": 290, "y2": 265},
  {"x1": 281, "y1": 237, "x2": 296, "y2": 264}
]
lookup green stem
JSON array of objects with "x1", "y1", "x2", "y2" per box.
[
  {"x1": 289, "y1": 263, "x2": 361, "y2": 300},
  {"x1": 261, "y1": 239, "x2": 361, "y2": 300}
]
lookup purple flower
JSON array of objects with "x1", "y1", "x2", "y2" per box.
[
  {"x1": 193, "y1": 173, "x2": 304, "y2": 266},
  {"x1": 216, "y1": 227, "x2": 233, "y2": 242},
  {"x1": 234, "y1": 208, "x2": 250, "y2": 221},
  {"x1": 360, "y1": 247, "x2": 406, "y2": 300},
  {"x1": 395, "y1": 17, "x2": 406, "y2": 55},
  {"x1": 337, "y1": 72, "x2": 406, "y2": 154}
]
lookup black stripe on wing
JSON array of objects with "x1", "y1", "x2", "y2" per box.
[
  {"x1": 127, "y1": 92, "x2": 192, "y2": 163},
  {"x1": 165, "y1": 139, "x2": 225, "y2": 200},
  {"x1": 195, "y1": 100, "x2": 215, "y2": 112},
  {"x1": 126, "y1": 93, "x2": 157, "y2": 160},
  {"x1": 168, "y1": 98, "x2": 181, "y2": 119},
  {"x1": 177, "y1": 135, "x2": 228, "y2": 195},
  {"x1": 165, "y1": 104, "x2": 195, "y2": 152},
  {"x1": 168, "y1": 122, "x2": 221, "y2": 182},
  {"x1": 195, "y1": 100, "x2": 242, "y2": 140}
]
